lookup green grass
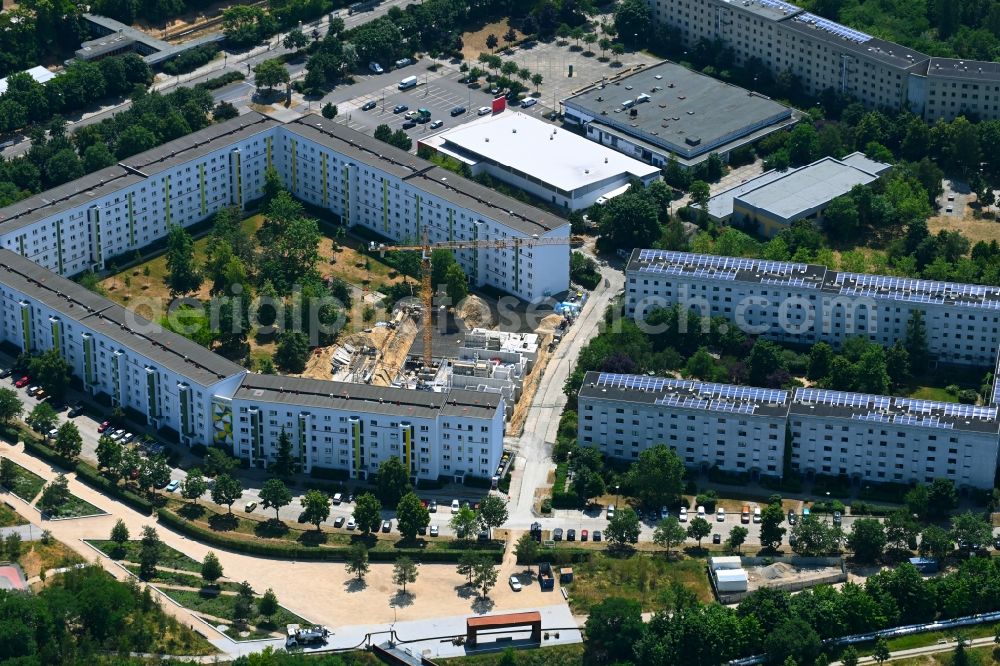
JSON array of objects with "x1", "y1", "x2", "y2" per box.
[
  {"x1": 0, "y1": 503, "x2": 27, "y2": 527},
  {"x1": 908, "y1": 386, "x2": 959, "y2": 403},
  {"x1": 122, "y1": 564, "x2": 241, "y2": 592},
  {"x1": 160, "y1": 587, "x2": 308, "y2": 627},
  {"x1": 86, "y1": 539, "x2": 202, "y2": 573},
  {"x1": 564, "y1": 552, "x2": 712, "y2": 614},
  {"x1": 878, "y1": 622, "x2": 1000, "y2": 653},
  {"x1": 223, "y1": 625, "x2": 279, "y2": 641},
  {"x1": 44, "y1": 492, "x2": 104, "y2": 518},
  {"x1": 1, "y1": 460, "x2": 46, "y2": 502},
  {"x1": 440, "y1": 644, "x2": 584, "y2": 665}
]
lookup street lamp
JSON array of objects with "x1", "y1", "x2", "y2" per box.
[{"x1": 615, "y1": 484, "x2": 620, "y2": 507}]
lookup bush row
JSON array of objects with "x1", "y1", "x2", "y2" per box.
[{"x1": 156, "y1": 508, "x2": 503, "y2": 564}]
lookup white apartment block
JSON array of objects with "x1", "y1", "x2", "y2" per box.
[
  {"x1": 626, "y1": 249, "x2": 1000, "y2": 367},
  {"x1": 0, "y1": 248, "x2": 506, "y2": 481},
  {"x1": 0, "y1": 112, "x2": 570, "y2": 304},
  {"x1": 647, "y1": 0, "x2": 1000, "y2": 122},
  {"x1": 578, "y1": 372, "x2": 1000, "y2": 489}
]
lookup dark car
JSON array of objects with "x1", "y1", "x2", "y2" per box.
[
  {"x1": 416, "y1": 115, "x2": 431, "y2": 124},
  {"x1": 0, "y1": 368, "x2": 10, "y2": 379},
  {"x1": 402, "y1": 120, "x2": 417, "y2": 129},
  {"x1": 994, "y1": 537, "x2": 1000, "y2": 550},
  {"x1": 832, "y1": 511, "x2": 842, "y2": 526},
  {"x1": 593, "y1": 530, "x2": 602, "y2": 542},
  {"x1": 788, "y1": 510, "x2": 797, "y2": 525},
  {"x1": 553, "y1": 527, "x2": 563, "y2": 541},
  {"x1": 418, "y1": 524, "x2": 427, "y2": 535},
  {"x1": 392, "y1": 104, "x2": 408, "y2": 114},
  {"x1": 567, "y1": 528, "x2": 576, "y2": 541},
  {"x1": 450, "y1": 106, "x2": 466, "y2": 117},
  {"x1": 381, "y1": 520, "x2": 392, "y2": 533},
  {"x1": 361, "y1": 100, "x2": 377, "y2": 111},
  {"x1": 712, "y1": 533, "x2": 721, "y2": 544},
  {"x1": 67, "y1": 403, "x2": 84, "y2": 417},
  {"x1": 334, "y1": 516, "x2": 345, "y2": 528}
]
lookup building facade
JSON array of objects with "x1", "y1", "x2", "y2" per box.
[{"x1": 0, "y1": 112, "x2": 570, "y2": 304}]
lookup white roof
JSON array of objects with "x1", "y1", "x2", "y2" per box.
[
  {"x1": 0, "y1": 66, "x2": 56, "y2": 95},
  {"x1": 710, "y1": 556, "x2": 743, "y2": 570},
  {"x1": 715, "y1": 569, "x2": 749, "y2": 583},
  {"x1": 432, "y1": 111, "x2": 659, "y2": 193}
]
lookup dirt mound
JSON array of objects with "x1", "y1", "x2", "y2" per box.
[
  {"x1": 536, "y1": 314, "x2": 564, "y2": 335},
  {"x1": 459, "y1": 295, "x2": 494, "y2": 329},
  {"x1": 758, "y1": 562, "x2": 793, "y2": 580}
]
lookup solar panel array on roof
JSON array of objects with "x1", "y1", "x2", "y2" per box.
[
  {"x1": 634, "y1": 249, "x2": 814, "y2": 284},
  {"x1": 834, "y1": 272, "x2": 1000, "y2": 309},
  {"x1": 594, "y1": 373, "x2": 788, "y2": 415},
  {"x1": 594, "y1": 373, "x2": 669, "y2": 392},
  {"x1": 794, "y1": 12, "x2": 872, "y2": 43},
  {"x1": 756, "y1": 0, "x2": 801, "y2": 13}
]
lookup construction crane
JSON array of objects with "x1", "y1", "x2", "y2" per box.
[{"x1": 369, "y1": 230, "x2": 581, "y2": 368}]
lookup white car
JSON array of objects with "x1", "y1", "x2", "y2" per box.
[
  {"x1": 509, "y1": 575, "x2": 522, "y2": 592},
  {"x1": 430, "y1": 525, "x2": 439, "y2": 536},
  {"x1": 451, "y1": 499, "x2": 460, "y2": 513},
  {"x1": 346, "y1": 518, "x2": 357, "y2": 530},
  {"x1": 520, "y1": 97, "x2": 537, "y2": 108},
  {"x1": 716, "y1": 507, "x2": 726, "y2": 522},
  {"x1": 166, "y1": 480, "x2": 180, "y2": 492},
  {"x1": 333, "y1": 493, "x2": 342, "y2": 505},
  {"x1": 368, "y1": 61, "x2": 383, "y2": 74},
  {"x1": 477, "y1": 106, "x2": 492, "y2": 116},
  {"x1": 679, "y1": 507, "x2": 688, "y2": 522},
  {"x1": 404, "y1": 110, "x2": 418, "y2": 119}
]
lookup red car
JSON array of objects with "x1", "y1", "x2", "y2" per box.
[
  {"x1": 14, "y1": 376, "x2": 29, "y2": 388},
  {"x1": 581, "y1": 529, "x2": 589, "y2": 542},
  {"x1": 97, "y1": 421, "x2": 110, "y2": 433}
]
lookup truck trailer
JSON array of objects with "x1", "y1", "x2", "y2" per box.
[{"x1": 286, "y1": 624, "x2": 332, "y2": 648}]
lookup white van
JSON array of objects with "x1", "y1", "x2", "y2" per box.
[{"x1": 398, "y1": 76, "x2": 417, "y2": 90}]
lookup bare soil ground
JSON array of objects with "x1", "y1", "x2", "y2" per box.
[
  {"x1": 460, "y1": 20, "x2": 525, "y2": 61},
  {"x1": 745, "y1": 561, "x2": 843, "y2": 592},
  {"x1": 928, "y1": 214, "x2": 1000, "y2": 245},
  {"x1": 458, "y1": 295, "x2": 495, "y2": 329},
  {"x1": 508, "y1": 334, "x2": 553, "y2": 437}
]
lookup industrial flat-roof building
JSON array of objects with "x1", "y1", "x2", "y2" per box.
[
  {"x1": 706, "y1": 152, "x2": 891, "y2": 236},
  {"x1": 561, "y1": 60, "x2": 798, "y2": 168},
  {"x1": 76, "y1": 14, "x2": 224, "y2": 67},
  {"x1": 420, "y1": 111, "x2": 660, "y2": 210},
  {"x1": 578, "y1": 372, "x2": 1000, "y2": 488}
]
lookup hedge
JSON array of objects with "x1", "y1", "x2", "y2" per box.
[{"x1": 156, "y1": 508, "x2": 503, "y2": 564}]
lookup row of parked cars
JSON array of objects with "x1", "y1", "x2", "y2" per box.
[{"x1": 552, "y1": 528, "x2": 601, "y2": 542}]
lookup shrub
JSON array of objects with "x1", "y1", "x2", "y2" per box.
[{"x1": 190, "y1": 443, "x2": 208, "y2": 457}]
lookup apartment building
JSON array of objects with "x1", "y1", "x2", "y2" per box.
[
  {"x1": 647, "y1": 0, "x2": 1000, "y2": 121},
  {"x1": 626, "y1": 249, "x2": 1000, "y2": 366},
  {"x1": 0, "y1": 113, "x2": 570, "y2": 304},
  {"x1": 0, "y1": 247, "x2": 507, "y2": 481},
  {"x1": 578, "y1": 372, "x2": 1000, "y2": 488}
]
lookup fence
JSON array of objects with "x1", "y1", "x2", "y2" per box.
[{"x1": 711, "y1": 556, "x2": 847, "y2": 604}]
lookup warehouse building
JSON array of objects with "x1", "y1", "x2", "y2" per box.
[
  {"x1": 419, "y1": 111, "x2": 660, "y2": 210},
  {"x1": 561, "y1": 60, "x2": 797, "y2": 168}
]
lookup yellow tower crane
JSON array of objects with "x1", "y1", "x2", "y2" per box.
[{"x1": 369, "y1": 230, "x2": 581, "y2": 368}]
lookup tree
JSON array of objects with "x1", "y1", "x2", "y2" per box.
[
  {"x1": 760, "y1": 501, "x2": 787, "y2": 550},
  {"x1": 213, "y1": 101, "x2": 239, "y2": 121},
  {"x1": 478, "y1": 495, "x2": 508, "y2": 538},
  {"x1": 28, "y1": 350, "x2": 72, "y2": 401},
  {"x1": 275, "y1": 330, "x2": 310, "y2": 373},
  {"x1": 791, "y1": 515, "x2": 839, "y2": 556},
  {"x1": 727, "y1": 526, "x2": 749, "y2": 554},
  {"x1": 253, "y1": 588, "x2": 278, "y2": 626},
  {"x1": 457, "y1": 550, "x2": 479, "y2": 584},
  {"x1": 396, "y1": 491, "x2": 430, "y2": 540},
  {"x1": 847, "y1": 518, "x2": 886, "y2": 563},
  {"x1": 270, "y1": 429, "x2": 296, "y2": 477},
  {"x1": 747, "y1": 339, "x2": 786, "y2": 387},
  {"x1": 951, "y1": 511, "x2": 992, "y2": 550},
  {"x1": 450, "y1": 506, "x2": 479, "y2": 539},
  {"x1": 4, "y1": 532, "x2": 21, "y2": 560},
  {"x1": 605, "y1": 506, "x2": 641, "y2": 549},
  {"x1": 689, "y1": 180, "x2": 711, "y2": 208},
  {"x1": 840, "y1": 645, "x2": 859, "y2": 666},
  {"x1": 883, "y1": 509, "x2": 920, "y2": 551},
  {"x1": 573, "y1": 469, "x2": 606, "y2": 503},
  {"x1": 905, "y1": 483, "x2": 930, "y2": 519},
  {"x1": 282, "y1": 29, "x2": 308, "y2": 50},
  {"x1": 27, "y1": 401, "x2": 58, "y2": 433},
  {"x1": 486, "y1": 33, "x2": 499, "y2": 52},
  {"x1": 905, "y1": 310, "x2": 929, "y2": 370},
  {"x1": 927, "y1": 478, "x2": 959, "y2": 519},
  {"x1": 110, "y1": 519, "x2": 130, "y2": 558},
  {"x1": 686, "y1": 516, "x2": 712, "y2": 548},
  {"x1": 0, "y1": 458, "x2": 15, "y2": 490},
  {"x1": 472, "y1": 557, "x2": 497, "y2": 598},
  {"x1": 353, "y1": 492, "x2": 382, "y2": 534},
  {"x1": 181, "y1": 468, "x2": 207, "y2": 505},
  {"x1": 210, "y1": 473, "x2": 243, "y2": 514},
  {"x1": 39, "y1": 474, "x2": 70, "y2": 512},
  {"x1": 765, "y1": 617, "x2": 823, "y2": 666},
  {"x1": 585, "y1": 597, "x2": 645, "y2": 664},
  {"x1": 919, "y1": 524, "x2": 953, "y2": 561},
  {"x1": 201, "y1": 552, "x2": 223, "y2": 586},
  {"x1": 614, "y1": 0, "x2": 653, "y2": 48},
  {"x1": 514, "y1": 533, "x2": 540, "y2": 571},
  {"x1": 531, "y1": 72, "x2": 543, "y2": 91},
  {"x1": 392, "y1": 556, "x2": 418, "y2": 593},
  {"x1": 321, "y1": 102, "x2": 338, "y2": 119},
  {"x1": 95, "y1": 436, "x2": 123, "y2": 480},
  {"x1": 624, "y1": 444, "x2": 685, "y2": 509},
  {"x1": 0, "y1": 388, "x2": 22, "y2": 426},
  {"x1": 300, "y1": 489, "x2": 330, "y2": 531},
  {"x1": 346, "y1": 543, "x2": 370, "y2": 581},
  {"x1": 165, "y1": 225, "x2": 201, "y2": 295},
  {"x1": 253, "y1": 58, "x2": 289, "y2": 91},
  {"x1": 653, "y1": 516, "x2": 687, "y2": 554},
  {"x1": 872, "y1": 637, "x2": 890, "y2": 664},
  {"x1": 234, "y1": 581, "x2": 255, "y2": 626},
  {"x1": 137, "y1": 455, "x2": 170, "y2": 498},
  {"x1": 203, "y1": 447, "x2": 238, "y2": 478},
  {"x1": 138, "y1": 526, "x2": 161, "y2": 580},
  {"x1": 596, "y1": 188, "x2": 663, "y2": 251},
  {"x1": 53, "y1": 421, "x2": 82, "y2": 461},
  {"x1": 444, "y1": 263, "x2": 468, "y2": 305},
  {"x1": 376, "y1": 456, "x2": 411, "y2": 506},
  {"x1": 260, "y1": 478, "x2": 292, "y2": 523}
]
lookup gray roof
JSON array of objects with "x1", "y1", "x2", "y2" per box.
[
  {"x1": 236, "y1": 373, "x2": 501, "y2": 420},
  {"x1": 286, "y1": 115, "x2": 567, "y2": 235},
  {"x1": 578, "y1": 371, "x2": 791, "y2": 418},
  {"x1": 706, "y1": 168, "x2": 787, "y2": 220},
  {"x1": 0, "y1": 113, "x2": 278, "y2": 234},
  {"x1": 839, "y1": 151, "x2": 893, "y2": 176},
  {"x1": 0, "y1": 249, "x2": 245, "y2": 386},
  {"x1": 927, "y1": 57, "x2": 1000, "y2": 82},
  {"x1": 562, "y1": 61, "x2": 793, "y2": 159},
  {"x1": 791, "y1": 388, "x2": 1000, "y2": 434},
  {"x1": 780, "y1": 21, "x2": 927, "y2": 70}
]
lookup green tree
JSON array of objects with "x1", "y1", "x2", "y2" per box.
[
  {"x1": 653, "y1": 516, "x2": 687, "y2": 554},
  {"x1": 585, "y1": 597, "x2": 645, "y2": 664},
  {"x1": 110, "y1": 518, "x2": 130, "y2": 558},
  {"x1": 375, "y1": 456, "x2": 411, "y2": 505},
  {"x1": 269, "y1": 429, "x2": 296, "y2": 477},
  {"x1": 884, "y1": 509, "x2": 920, "y2": 551},
  {"x1": 4, "y1": 532, "x2": 21, "y2": 560},
  {"x1": 300, "y1": 489, "x2": 330, "y2": 531},
  {"x1": 747, "y1": 339, "x2": 786, "y2": 386},
  {"x1": 346, "y1": 542, "x2": 370, "y2": 581},
  {"x1": 0, "y1": 388, "x2": 22, "y2": 426},
  {"x1": 927, "y1": 478, "x2": 959, "y2": 519},
  {"x1": 203, "y1": 447, "x2": 237, "y2": 477},
  {"x1": 181, "y1": 468, "x2": 207, "y2": 505},
  {"x1": 27, "y1": 401, "x2": 58, "y2": 433},
  {"x1": 210, "y1": 473, "x2": 243, "y2": 514},
  {"x1": 28, "y1": 350, "x2": 72, "y2": 401},
  {"x1": 138, "y1": 526, "x2": 161, "y2": 580},
  {"x1": 444, "y1": 263, "x2": 468, "y2": 305},
  {"x1": 282, "y1": 29, "x2": 308, "y2": 50},
  {"x1": 606, "y1": 506, "x2": 641, "y2": 549},
  {"x1": 392, "y1": 556, "x2": 418, "y2": 593},
  {"x1": 165, "y1": 225, "x2": 201, "y2": 295},
  {"x1": 760, "y1": 501, "x2": 787, "y2": 550},
  {"x1": 625, "y1": 444, "x2": 684, "y2": 510},
  {"x1": 450, "y1": 506, "x2": 479, "y2": 539},
  {"x1": 686, "y1": 515, "x2": 712, "y2": 547},
  {"x1": 201, "y1": 551, "x2": 223, "y2": 586},
  {"x1": 872, "y1": 637, "x2": 890, "y2": 664},
  {"x1": 258, "y1": 588, "x2": 279, "y2": 624},
  {"x1": 919, "y1": 524, "x2": 953, "y2": 561},
  {"x1": 321, "y1": 102, "x2": 338, "y2": 119},
  {"x1": 727, "y1": 525, "x2": 749, "y2": 554},
  {"x1": 259, "y1": 478, "x2": 292, "y2": 523},
  {"x1": 472, "y1": 557, "x2": 497, "y2": 598},
  {"x1": 808, "y1": 342, "x2": 834, "y2": 381},
  {"x1": 39, "y1": 474, "x2": 70, "y2": 512},
  {"x1": 486, "y1": 33, "x2": 499, "y2": 51},
  {"x1": 478, "y1": 495, "x2": 508, "y2": 538},
  {"x1": 253, "y1": 58, "x2": 290, "y2": 91},
  {"x1": 765, "y1": 617, "x2": 823, "y2": 666},
  {"x1": 233, "y1": 581, "x2": 255, "y2": 626},
  {"x1": 951, "y1": 511, "x2": 992, "y2": 549},
  {"x1": 847, "y1": 518, "x2": 886, "y2": 563},
  {"x1": 905, "y1": 310, "x2": 929, "y2": 370},
  {"x1": 53, "y1": 421, "x2": 82, "y2": 461},
  {"x1": 275, "y1": 331, "x2": 310, "y2": 373},
  {"x1": 0, "y1": 457, "x2": 15, "y2": 489},
  {"x1": 791, "y1": 515, "x2": 840, "y2": 556},
  {"x1": 613, "y1": 0, "x2": 651, "y2": 47},
  {"x1": 514, "y1": 532, "x2": 540, "y2": 571},
  {"x1": 689, "y1": 180, "x2": 711, "y2": 208},
  {"x1": 840, "y1": 645, "x2": 859, "y2": 666},
  {"x1": 213, "y1": 101, "x2": 239, "y2": 121},
  {"x1": 596, "y1": 188, "x2": 662, "y2": 251},
  {"x1": 396, "y1": 491, "x2": 430, "y2": 540},
  {"x1": 82, "y1": 142, "x2": 115, "y2": 172},
  {"x1": 353, "y1": 492, "x2": 383, "y2": 534}
]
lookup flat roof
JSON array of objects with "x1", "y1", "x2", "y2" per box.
[
  {"x1": 734, "y1": 156, "x2": 882, "y2": 222},
  {"x1": 839, "y1": 151, "x2": 893, "y2": 176},
  {"x1": 578, "y1": 371, "x2": 791, "y2": 418},
  {"x1": 563, "y1": 61, "x2": 793, "y2": 158},
  {"x1": 432, "y1": 111, "x2": 659, "y2": 193},
  {"x1": 791, "y1": 388, "x2": 1000, "y2": 434},
  {"x1": 467, "y1": 612, "x2": 541, "y2": 628},
  {"x1": 0, "y1": 249, "x2": 245, "y2": 386},
  {"x1": 706, "y1": 168, "x2": 787, "y2": 220},
  {"x1": 236, "y1": 373, "x2": 501, "y2": 420},
  {"x1": 0, "y1": 66, "x2": 55, "y2": 96},
  {"x1": 927, "y1": 57, "x2": 1000, "y2": 81}
]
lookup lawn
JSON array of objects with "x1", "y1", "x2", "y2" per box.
[
  {"x1": 161, "y1": 587, "x2": 309, "y2": 627},
  {"x1": 0, "y1": 503, "x2": 27, "y2": 527},
  {"x1": 43, "y1": 492, "x2": 104, "y2": 519},
  {"x1": 19, "y1": 537, "x2": 86, "y2": 579},
  {"x1": 122, "y1": 564, "x2": 242, "y2": 592},
  {"x1": 907, "y1": 386, "x2": 959, "y2": 403},
  {"x1": 441, "y1": 644, "x2": 584, "y2": 665},
  {"x1": 2, "y1": 460, "x2": 46, "y2": 502},
  {"x1": 86, "y1": 539, "x2": 202, "y2": 573},
  {"x1": 565, "y1": 553, "x2": 713, "y2": 614}
]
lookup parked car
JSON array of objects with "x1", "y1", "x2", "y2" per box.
[
  {"x1": 567, "y1": 528, "x2": 576, "y2": 541},
  {"x1": 788, "y1": 510, "x2": 797, "y2": 525},
  {"x1": 404, "y1": 110, "x2": 418, "y2": 119},
  {"x1": 392, "y1": 104, "x2": 408, "y2": 114},
  {"x1": 121, "y1": 433, "x2": 134, "y2": 444},
  {"x1": 67, "y1": 404, "x2": 83, "y2": 417},
  {"x1": 166, "y1": 480, "x2": 180, "y2": 492},
  {"x1": 332, "y1": 493, "x2": 343, "y2": 505},
  {"x1": 429, "y1": 500, "x2": 437, "y2": 513},
  {"x1": 0, "y1": 368, "x2": 10, "y2": 379},
  {"x1": 334, "y1": 516, "x2": 345, "y2": 528},
  {"x1": 802, "y1": 507, "x2": 811, "y2": 518},
  {"x1": 245, "y1": 501, "x2": 257, "y2": 512},
  {"x1": 361, "y1": 100, "x2": 377, "y2": 111},
  {"x1": 402, "y1": 120, "x2": 417, "y2": 129},
  {"x1": 477, "y1": 106, "x2": 492, "y2": 116},
  {"x1": 34, "y1": 388, "x2": 47, "y2": 400},
  {"x1": 381, "y1": 520, "x2": 391, "y2": 533},
  {"x1": 660, "y1": 506, "x2": 669, "y2": 519},
  {"x1": 553, "y1": 527, "x2": 564, "y2": 541},
  {"x1": 26, "y1": 385, "x2": 40, "y2": 396},
  {"x1": 395, "y1": 57, "x2": 413, "y2": 68},
  {"x1": 753, "y1": 507, "x2": 762, "y2": 523},
  {"x1": 520, "y1": 97, "x2": 537, "y2": 108},
  {"x1": 47, "y1": 428, "x2": 58, "y2": 440},
  {"x1": 450, "y1": 106, "x2": 466, "y2": 116},
  {"x1": 833, "y1": 511, "x2": 842, "y2": 526},
  {"x1": 110, "y1": 429, "x2": 126, "y2": 442},
  {"x1": 593, "y1": 530, "x2": 602, "y2": 542},
  {"x1": 712, "y1": 533, "x2": 721, "y2": 544},
  {"x1": 679, "y1": 507, "x2": 688, "y2": 522},
  {"x1": 697, "y1": 505, "x2": 706, "y2": 517},
  {"x1": 716, "y1": 508, "x2": 726, "y2": 522},
  {"x1": 451, "y1": 499, "x2": 460, "y2": 513},
  {"x1": 347, "y1": 493, "x2": 355, "y2": 503},
  {"x1": 429, "y1": 119, "x2": 443, "y2": 129},
  {"x1": 477, "y1": 530, "x2": 489, "y2": 542},
  {"x1": 606, "y1": 504, "x2": 616, "y2": 519},
  {"x1": 346, "y1": 518, "x2": 356, "y2": 530},
  {"x1": 581, "y1": 529, "x2": 589, "y2": 542},
  {"x1": 14, "y1": 376, "x2": 29, "y2": 388},
  {"x1": 994, "y1": 536, "x2": 1000, "y2": 550},
  {"x1": 368, "y1": 61, "x2": 383, "y2": 74},
  {"x1": 509, "y1": 575, "x2": 522, "y2": 592},
  {"x1": 97, "y1": 421, "x2": 110, "y2": 433},
  {"x1": 430, "y1": 525, "x2": 439, "y2": 536}
]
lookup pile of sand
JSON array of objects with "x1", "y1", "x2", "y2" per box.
[
  {"x1": 459, "y1": 295, "x2": 494, "y2": 329},
  {"x1": 758, "y1": 562, "x2": 793, "y2": 581}
]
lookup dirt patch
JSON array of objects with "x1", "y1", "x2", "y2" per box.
[
  {"x1": 460, "y1": 19, "x2": 524, "y2": 61},
  {"x1": 458, "y1": 294, "x2": 495, "y2": 329},
  {"x1": 928, "y1": 214, "x2": 1000, "y2": 245},
  {"x1": 319, "y1": 241, "x2": 409, "y2": 291},
  {"x1": 507, "y1": 332, "x2": 552, "y2": 437},
  {"x1": 536, "y1": 314, "x2": 564, "y2": 335},
  {"x1": 745, "y1": 561, "x2": 844, "y2": 592}
]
